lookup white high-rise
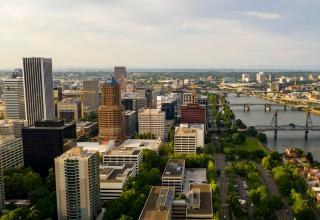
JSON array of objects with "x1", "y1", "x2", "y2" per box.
[
  {"x1": 23, "y1": 57, "x2": 55, "y2": 125},
  {"x1": 55, "y1": 147, "x2": 101, "y2": 220},
  {"x1": 4, "y1": 77, "x2": 25, "y2": 119}
]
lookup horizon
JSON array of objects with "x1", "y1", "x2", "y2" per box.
[{"x1": 1, "y1": 0, "x2": 320, "y2": 68}]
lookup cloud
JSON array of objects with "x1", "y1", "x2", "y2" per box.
[{"x1": 244, "y1": 11, "x2": 283, "y2": 20}]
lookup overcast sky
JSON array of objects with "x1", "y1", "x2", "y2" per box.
[{"x1": 1, "y1": 0, "x2": 320, "y2": 69}]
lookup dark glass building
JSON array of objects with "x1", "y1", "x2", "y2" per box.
[{"x1": 22, "y1": 120, "x2": 76, "y2": 176}]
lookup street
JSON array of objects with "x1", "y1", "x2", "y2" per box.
[{"x1": 215, "y1": 154, "x2": 230, "y2": 220}]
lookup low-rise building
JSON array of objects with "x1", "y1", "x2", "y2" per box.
[
  {"x1": 120, "y1": 139, "x2": 162, "y2": 153},
  {"x1": 174, "y1": 124, "x2": 205, "y2": 154},
  {"x1": 100, "y1": 163, "x2": 136, "y2": 201},
  {"x1": 103, "y1": 145, "x2": 143, "y2": 174},
  {"x1": 77, "y1": 141, "x2": 115, "y2": 154},
  {"x1": 76, "y1": 121, "x2": 98, "y2": 140},
  {"x1": 162, "y1": 159, "x2": 185, "y2": 193}
]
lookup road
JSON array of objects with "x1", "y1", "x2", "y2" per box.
[
  {"x1": 215, "y1": 154, "x2": 230, "y2": 220},
  {"x1": 257, "y1": 164, "x2": 294, "y2": 220},
  {"x1": 234, "y1": 176, "x2": 255, "y2": 219}
]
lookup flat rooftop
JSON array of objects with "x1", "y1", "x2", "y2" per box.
[
  {"x1": 105, "y1": 145, "x2": 142, "y2": 156},
  {"x1": 175, "y1": 127, "x2": 197, "y2": 136},
  {"x1": 183, "y1": 168, "x2": 207, "y2": 195},
  {"x1": 139, "y1": 186, "x2": 175, "y2": 220},
  {"x1": 100, "y1": 163, "x2": 135, "y2": 183},
  {"x1": 120, "y1": 139, "x2": 161, "y2": 151},
  {"x1": 162, "y1": 159, "x2": 185, "y2": 178},
  {"x1": 187, "y1": 184, "x2": 213, "y2": 217}
]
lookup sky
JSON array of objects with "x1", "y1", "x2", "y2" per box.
[{"x1": 1, "y1": 0, "x2": 320, "y2": 69}]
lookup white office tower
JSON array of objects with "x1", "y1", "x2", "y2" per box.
[
  {"x1": 55, "y1": 147, "x2": 101, "y2": 220},
  {"x1": 23, "y1": 57, "x2": 55, "y2": 125},
  {"x1": 4, "y1": 77, "x2": 25, "y2": 119}
]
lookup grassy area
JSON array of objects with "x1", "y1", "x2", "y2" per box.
[{"x1": 235, "y1": 137, "x2": 269, "y2": 154}]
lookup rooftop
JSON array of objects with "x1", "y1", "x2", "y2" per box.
[
  {"x1": 183, "y1": 168, "x2": 207, "y2": 195},
  {"x1": 58, "y1": 147, "x2": 93, "y2": 159},
  {"x1": 105, "y1": 145, "x2": 142, "y2": 156},
  {"x1": 77, "y1": 141, "x2": 115, "y2": 153},
  {"x1": 186, "y1": 184, "x2": 213, "y2": 217},
  {"x1": 139, "y1": 186, "x2": 175, "y2": 220},
  {"x1": 162, "y1": 159, "x2": 185, "y2": 178},
  {"x1": 175, "y1": 127, "x2": 198, "y2": 136},
  {"x1": 100, "y1": 163, "x2": 135, "y2": 183},
  {"x1": 120, "y1": 139, "x2": 162, "y2": 152}
]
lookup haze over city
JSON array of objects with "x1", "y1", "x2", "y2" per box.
[{"x1": 1, "y1": 0, "x2": 320, "y2": 69}]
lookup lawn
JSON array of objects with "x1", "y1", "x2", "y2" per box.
[{"x1": 235, "y1": 137, "x2": 269, "y2": 154}]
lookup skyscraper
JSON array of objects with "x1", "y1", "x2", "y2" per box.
[
  {"x1": 4, "y1": 75, "x2": 25, "y2": 120},
  {"x1": 98, "y1": 78, "x2": 125, "y2": 142},
  {"x1": 22, "y1": 120, "x2": 76, "y2": 176},
  {"x1": 82, "y1": 80, "x2": 99, "y2": 115},
  {"x1": 0, "y1": 152, "x2": 4, "y2": 213},
  {"x1": 23, "y1": 57, "x2": 55, "y2": 125},
  {"x1": 114, "y1": 66, "x2": 127, "y2": 93},
  {"x1": 55, "y1": 147, "x2": 101, "y2": 220}
]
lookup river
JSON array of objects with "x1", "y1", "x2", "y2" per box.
[{"x1": 227, "y1": 93, "x2": 320, "y2": 161}]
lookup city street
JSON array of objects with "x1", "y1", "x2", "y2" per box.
[
  {"x1": 215, "y1": 154, "x2": 230, "y2": 220},
  {"x1": 257, "y1": 164, "x2": 294, "y2": 220}
]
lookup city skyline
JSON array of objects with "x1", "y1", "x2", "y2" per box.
[{"x1": 1, "y1": 0, "x2": 320, "y2": 69}]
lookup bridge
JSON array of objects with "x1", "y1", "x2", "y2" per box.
[{"x1": 208, "y1": 110, "x2": 320, "y2": 139}]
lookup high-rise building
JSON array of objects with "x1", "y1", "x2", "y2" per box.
[
  {"x1": 98, "y1": 78, "x2": 125, "y2": 142},
  {"x1": 55, "y1": 147, "x2": 101, "y2": 220},
  {"x1": 0, "y1": 156, "x2": 4, "y2": 213},
  {"x1": 183, "y1": 92, "x2": 195, "y2": 105},
  {"x1": 256, "y1": 72, "x2": 265, "y2": 83},
  {"x1": 82, "y1": 80, "x2": 99, "y2": 115},
  {"x1": 0, "y1": 120, "x2": 27, "y2": 138},
  {"x1": 157, "y1": 95, "x2": 178, "y2": 120},
  {"x1": 114, "y1": 67, "x2": 127, "y2": 94},
  {"x1": 125, "y1": 110, "x2": 137, "y2": 138},
  {"x1": 241, "y1": 73, "x2": 251, "y2": 83},
  {"x1": 181, "y1": 103, "x2": 206, "y2": 124},
  {"x1": 174, "y1": 125, "x2": 204, "y2": 154},
  {"x1": 4, "y1": 76, "x2": 25, "y2": 120},
  {"x1": 138, "y1": 109, "x2": 166, "y2": 141},
  {"x1": 23, "y1": 57, "x2": 55, "y2": 125},
  {"x1": 0, "y1": 137, "x2": 24, "y2": 170},
  {"x1": 22, "y1": 120, "x2": 76, "y2": 176}
]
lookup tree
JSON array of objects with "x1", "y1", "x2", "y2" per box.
[
  {"x1": 28, "y1": 186, "x2": 49, "y2": 204},
  {"x1": 232, "y1": 132, "x2": 246, "y2": 144},
  {"x1": 235, "y1": 119, "x2": 247, "y2": 129},
  {"x1": 257, "y1": 132, "x2": 267, "y2": 144},
  {"x1": 246, "y1": 126, "x2": 258, "y2": 137},
  {"x1": 306, "y1": 152, "x2": 314, "y2": 163}
]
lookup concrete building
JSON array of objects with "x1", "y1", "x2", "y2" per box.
[
  {"x1": 57, "y1": 99, "x2": 82, "y2": 122},
  {"x1": 100, "y1": 163, "x2": 135, "y2": 201},
  {"x1": 76, "y1": 121, "x2": 98, "y2": 140},
  {"x1": 22, "y1": 120, "x2": 76, "y2": 176},
  {"x1": 183, "y1": 92, "x2": 194, "y2": 105},
  {"x1": 114, "y1": 66, "x2": 127, "y2": 94},
  {"x1": 181, "y1": 103, "x2": 206, "y2": 125},
  {"x1": 125, "y1": 110, "x2": 137, "y2": 138},
  {"x1": 0, "y1": 137, "x2": 24, "y2": 170},
  {"x1": 23, "y1": 57, "x2": 54, "y2": 125},
  {"x1": 162, "y1": 159, "x2": 185, "y2": 193},
  {"x1": 120, "y1": 139, "x2": 162, "y2": 153},
  {"x1": 178, "y1": 124, "x2": 204, "y2": 147},
  {"x1": 157, "y1": 95, "x2": 178, "y2": 120},
  {"x1": 77, "y1": 141, "x2": 115, "y2": 155},
  {"x1": 138, "y1": 109, "x2": 166, "y2": 141},
  {"x1": 55, "y1": 147, "x2": 101, "y2": 220},
  {"x1": 82, "y1": 80, "x2": 99, "y2": 115},
  {"x1": 103, "y1": 145, "x2": 143, "y2": 174},
  {"x1": 0, "y1": 119, "x2": 27, "y2": 138},
  {"x1": 4, "y1": 77, "x2": 25, "y2": 120},
  {"x1": 270, "y1": 82, "x2": 281, "y2": 92},
  {"x1": 138, "y1": 186, "x2": 175, "y2": 220},
  {"x1": 122, "y1": 92, "x2": 147, "y2": 112},
  {"x1": 98, "y1": 78, "x2": 125, "y2": 142},
  {"x1": 174, "y1": 125, "x2": 205, "y2": 154},
  {"x1": 0, "y1": 154, "x2": 4, "y2": 213}
]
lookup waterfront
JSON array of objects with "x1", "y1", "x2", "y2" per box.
[{"x1": 227, "y1": 93, "x2": 320, "y2": 161}]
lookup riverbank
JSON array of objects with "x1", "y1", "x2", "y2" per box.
[{"x1": 235, "y1": 137, "x2": 270, "y2": 154}]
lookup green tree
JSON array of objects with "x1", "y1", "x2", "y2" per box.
[
  {"x1": 246, "y1": 126, "x2": 258, "y2": 137},
  {"x1": 257, "y1": 132, "x2": 267, "y2": 144}
]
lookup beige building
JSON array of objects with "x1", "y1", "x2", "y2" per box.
[
  {"x1": 162, "y1": 159, "x2": 185, "y2": 193},
  {"x1": 100, "y1": 163, "x2": 136, "y2": 201},
  {"x1": 174, "y1": 124, "x2": 204, "y2": 154},
  {"x1": 55, "y1": 147, "x2": 101, "y2": 220},
  {"x1": 57, "y1": 99, "x2": 82, "y2": 122},
  {"x1": 82, "y1": 80, "x2": 99, "y2": 115},
  {"x1": 0, "y1": 119, "x2": 27, "y2": 138},
  {"x1": 0, "y1": 137, "x2": 24, "y2": 170},
  {"x1": 103, "y1": 145, "x2": 143, "y2": 174},
  {"x1": 138, "y1": 109, "x2": 166, "y2": 141}
]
